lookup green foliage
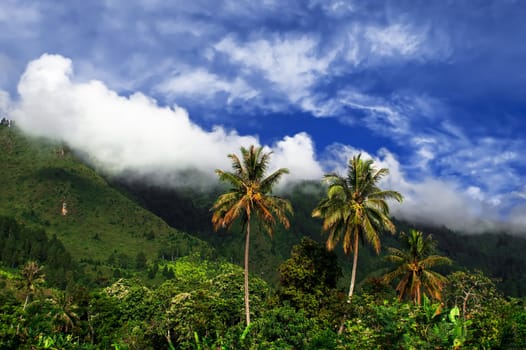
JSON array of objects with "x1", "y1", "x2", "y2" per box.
[
  {"x1": 313, "y1": 153, "x2": 403, "y2": 300},
  {"x1": 383, "y1": 229, "x2": 452, "y2": 304},
  {"x1": 241, "y1": 306, "x2": 317, "y2": 349},
  {"x1": 0, "y1": 216, "x2": 75, "y2": 288},
  {"x1": 441, "y1": 270, "x2": 514, "y2": 348},
  {"x1": 1, "y1": 238, "x2": 525, "y2": 350},
  {"x1": 0, "y1": 127, "x2": 212, "y2": 278},
  {"x1": 337, "y1": 294, "x2": 477, "y2": 349},
  {"x1": 4, "y1": 117, "x2": 526, "y2": 349},
  {"x1": 276, "y1": 238, "x2": 344, "y2": 325},
  {"x1": 135, "y1": 252, "x2": 147, "y2": 270},
  {"x1": 0, "y1": 289, "x2": 22, "y2": 349},
  {"x1": 503, "y1": 299, "x2": 526, "y2": 348},
  {"x1": 404, "y1": 220, "x2": 526, "y2": 297}
]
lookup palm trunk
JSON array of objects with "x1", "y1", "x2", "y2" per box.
[
  {"x1": 244, "y1": 218, "x2": 251, "y2": 326},
  {"x1": 348, "y1": 234, "x2": 360, "y2": 300},
  {"x1": 338, "y1": 234, "x2": 360, "y2": 335},
  {"x1": 23, "y1": 294, "x2": 30, "y2": 311},
  {"x1": 17, "y1": 293, "x2": 30, "y2": 335}
]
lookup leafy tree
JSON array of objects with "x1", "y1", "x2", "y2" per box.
[
  {"x1": 504, "y1": 300, "x2": 526, "y2": 349},
  {"x1": 276, "y1": 237, "x2": 343, "y2": 324},
  {"x1": 240, "y1": 306, "x2": 317, "y2": 350},
  {"x1": 443, "y1": 270, "x2": 509, "y2": 348},
  {"x1": 383, "y1": 229, "x2": 452, "y2": 304},
  {"x1": 211, "y1": 145, "x2": 292, "y2": 325},
  {"x1": 135, "y1": 252, "x2": 147, "y2": 270},
  {"x1": 312, "y1": 153, "x2": 402, "y2": 301},
  {"x1": 0, "y1": 289, "x2": 23, "y2": 348}
]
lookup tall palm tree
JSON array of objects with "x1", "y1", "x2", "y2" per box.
[
  {"x1": 211, "y1": 145, "x2": 293, "y2": 325},
  {"x1": 312, "y1": 153, "x2": 402, "y2": 301},
  {"x1": 383, "y1": 229, "x2": 452, "y2": 305}
]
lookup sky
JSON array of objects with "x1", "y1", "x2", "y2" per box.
[{"x1": 1, "y1": 0, "x2": 526, "y2": 233}]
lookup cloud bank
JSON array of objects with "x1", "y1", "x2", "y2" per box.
[
  {"x1": 5, "y1": 54, "x2": 526, "y2": 235},
  {"x1": 11, "y1": 54, "x2": 322, "y2": 187}
]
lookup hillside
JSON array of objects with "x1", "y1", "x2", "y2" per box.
[
  {"x1": 0, "y1": 126, "x2": 211, "y2": 271},
  {"x1": 2, "y1": 125, "x2": 526, "y2": 296},
  {"x1": 2, "y1": 125, "x2": 526, "y2": 349},
  {"x1": 119, "y1": 177, "x2": 526, "y2": 297}
]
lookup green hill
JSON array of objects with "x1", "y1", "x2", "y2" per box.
[
  {"x1": 119, "y1": 176, "x2": 526, "y2": 297},
  {"x1": 3, "y1": 124, "x2": 526, "y2": 296},
  {"x1": 0, "y1": 126, "x2": 211, "y2": 271}
]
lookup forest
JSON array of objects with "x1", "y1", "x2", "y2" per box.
[{"x1": 1, "y1": 125, "x2": 526, "y2": 349}]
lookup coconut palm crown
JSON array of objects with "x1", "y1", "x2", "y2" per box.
[
  {"x1": 383, "y1": 229, "x2": 452, "y2": 305},
  {"x1": 312, "y1": 153, "x2": 403, "y2": 301}
]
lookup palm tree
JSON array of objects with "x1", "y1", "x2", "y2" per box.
[
  {"x1": 50, "y1": 290, "x2": 79, "y2": 333},
  {"x1": 211, "y1": 145, "x2": 293, "y2": 325},
  {"x1": 312, "y1": 153, "x2": 402, "y2": 301},
  {"x1": 20, "y1": 260, "x2": 45, "y2": 310},
  {"x1": 383, "y1": 229, "x2": 452, "y2": 305},
  {"x1": 17, "y1": 261, "x2": 45, "y2": 335}
]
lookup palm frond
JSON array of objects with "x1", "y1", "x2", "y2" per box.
[{"x1": 261, "y1": 168, "x2": 289, "y2": 193}]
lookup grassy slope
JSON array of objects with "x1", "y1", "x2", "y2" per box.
[{"x1": 0, "y1": 126, "x2": 210, "y2": 264}]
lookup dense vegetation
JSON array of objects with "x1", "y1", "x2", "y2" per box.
[
  {"x1": 0, "y1": 126, "x2": 211, "y2": 285},
  {"x1": 121, "y1": 179, "x2": 526, "y2": 297},
  {"x1": 1, "y1": 125, "x2": 526, "y2": 348}
]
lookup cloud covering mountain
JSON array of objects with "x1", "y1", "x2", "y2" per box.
[{"x1": 1, "y1": 1, "x2": 526, "y2": 234}]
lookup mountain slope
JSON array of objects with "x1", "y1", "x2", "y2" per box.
[
  {"x1": 3, "y1": 125, "x2": 526, "y2": 296},
  {"x1": 120, "y1": 176, "x2": 526, "y2": 296},
  {"x1": 0, "y1": 126, "x2": 211, "y2": 266}
]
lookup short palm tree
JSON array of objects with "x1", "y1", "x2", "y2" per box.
[
  {"x1": 211, "y1": 145, "x2": 293, "y2": 325},
  {"x1": 50, "y1": 291, "x2": 79, "y2": 333},
  {"x1": 383, "y1": 229, "x2": 452, "y2": 305},
  {"x1": 312, "y1": 153, "x2": 402, "y2": 301},
  {"x1": 20, "y1": 260, "x2": 45, "y2": 310}
]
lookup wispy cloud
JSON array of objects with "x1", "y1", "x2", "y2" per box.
[
  {"x1": 365, "y1": 24, "x2": 424, "y2": 58},
  {"x1": 215, "y1": 35, "x2": 337, "y2": 104},
  {"x1": 0, "y1": 0, "x2": 41, "y2": 29},
  {"x1": 157, "y1": 68, "x2": 258, "y2": 104}
]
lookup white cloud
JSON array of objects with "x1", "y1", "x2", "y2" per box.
[
  {"x1": 10, "y1": 54, "x2": 322, "y2": 188},
  {"x1": 366, "y1": 24, "x2": 423, "y2": 57},
  {"x1": 8, "y1": 54, "x2": 526, "y2": 234},
  {"x1": 157, "y1": 68, "x2": 258, "y2": 103},
  {"x1": 338, "y1": 90, "x2": 410, "y2": 136},
  {"x1": 308, "y1": 0, "x2": 356, "y2": 18},
  {"x1": 466, "y1": 186, "x2": 484, "y2": 201},
  {"x1": 155, "y1": 18, "x2": 212, "y2": 37},
  {"x1": 321, "y1": 145, "x2": 507, "y2": 233},
  {"x1": 269, "y1": 132, "x2": 324, "y2": 185},
  {"x1": 215, "y1": 35, "x2": 337, "y2": 103},
  {"x1": 336, "y1": 20, "x2": 451, "y2": 70},
  {"x1": 505, "y1": 204, "x2": 526, "y2": 234}
]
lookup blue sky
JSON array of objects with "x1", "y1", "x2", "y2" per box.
[{"x1": 2, "y1": 0, "x2": 526, "y2": 233}]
